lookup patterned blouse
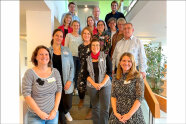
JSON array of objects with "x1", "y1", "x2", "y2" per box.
[
  {"x1": 93, "y1": 31, "x2": 111, "y2": 55},
  {"x1": 77, "y1": 43, "x2": 91, "y2": 92},
  {"x1": 109, "y1": 73, "x2": 146, "y2": 124}
]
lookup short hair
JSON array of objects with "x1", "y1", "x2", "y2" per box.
[
  {"x1": 71, "y1": 20, "x2": 80, "y2": 27},
  {"x1": 68, "y1": 2, "x2": 75, "y2": 7},
  {"x1": 81, "y1": 27, "x2": 93, "y2": 42},
  {"x1": 90, "y1": 38, "x2": 100, "y2": 51},
  {"x1": 31, "y1": 45, "x2": 52, "y2": 67},
  {"x1": 116, "y1": 52, "x2": 140, "y2": 80},
  {"x1": 108, "y1": 17, "x2": 116, "y2": 24},
  {"x1": 97, "y1": 20, "x2": 107, "y2": 31},
  {"x1": 87, "y1": 16, "x2": 95, "y2": 27},
  {"x1": 111, "y1": 0, "x2": 118, "y2": 6},
  {"x1": 51, "y1": 29, "x2": 63, "y2": 46},
  {"x1": 124, "y1": 22, "x2": 133, "y2": 28},
  {"x1": 117, "y1": 18, "x2": 127, "y2": 25},
  {"x1": 62, "y1": 13, "x2": 72, "y2": 26}
]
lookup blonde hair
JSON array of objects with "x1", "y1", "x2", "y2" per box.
[
  {"x1": 62, "y1": 13, "x2": 72, "y2": 26},
  {"x1": 116, "y1": 52, "x2": 140, "y2": 81},
  {"x1": 81, "y1": 27, "x2": 93, "y2": 42}
]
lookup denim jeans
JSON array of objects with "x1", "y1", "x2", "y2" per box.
[
  {"x1": 87, "y1": 85, "x2": 111, "y2": 124},
  {"x1": 73, "y1": 56, "x2": 81, "y2": 88},
  {"x1": 25, "y1": 110, "x2": 59, "y2": 124}
]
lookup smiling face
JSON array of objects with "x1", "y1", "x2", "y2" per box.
[
  {"x1": 82, "y1": 29, "x2": 91, "y2": 42},
  {"x1": 91, "y1": 41, "x2": 100, "y2": 55},
  {"x1": 111, "y1": 3, "x2": 118, "y2": 13},
  {"x1": 108, "y1": 20, "x2": 116, "y2": 30},
  {"x1": 120, "y1": 55, "x2": 132, "y2": 73},
  {"x1": 68, "y1": 4, "x2": 76, "y2": 13},
  {"x1": 123, "y1": 23, "x2": 134, "y2": 39},
  {"x1": 36, "y1": 48, "x2": 50, "y2": 66},
  {"x1": 87, "y1": 17, "x2": 94, "y2": 27},
  {"x1": 97, "y1": 21, "x2": 105, "y2": 33},
  {"x1": 65, "y1": 15, "x2": 72, "y2": 25},
  {"x1": 72, "y1": 21, "x2": 80, "y2": 33},
  {"x1": 52, "y1": 31, "x2": 63, "y2": 45},
  {"x1": 93, "y1": 7, "x2": 100, "y2": 19}
]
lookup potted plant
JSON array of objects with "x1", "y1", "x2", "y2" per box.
[{"x1": 144, "y1": 43, "x2": 167, "y2": 94}]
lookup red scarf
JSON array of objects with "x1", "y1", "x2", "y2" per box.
[{"x1": 91, "y1": 51, "x2": 100, "y2": 59}]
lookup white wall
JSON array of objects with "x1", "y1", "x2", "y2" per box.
[{"x1": 26, "y1": 11, "x2": 52, "y2": 68}]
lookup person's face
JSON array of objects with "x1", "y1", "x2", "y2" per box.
[
  {"x1": 53, "y1": 31, "x2": 63, "y2": 45},
  {"x1": 65, "y1": 16, "x2": 71, "y2": 25},
  {"x1": 117, "y1": 21, "x2": 125, "y2": 32},
  {"x1": 123, "y1": 24, "x2": 134, "y2": 39},
  {"x1": 93, "y1": 7, "x2": 100, "y2": 18},
  {"x1": 97, "y1": 21, "x2": 105, "y2": 33},
  {"x1": 111, "y1": 3, "x2": 118, "y2": 12},
  {"x1": 83, "y1": 29, "x2": 91, "y2": 42},
  {"x1": 108, "y1": 20, "x2": 116, "y2": 30},
  {"x1": 87, "y1": 17, "x2": 94, "y2": 27},
  {"x1": 120, "y1": 56, "x2": 132, "y2": 73},
  {"x1": 91, "y1": 41, "x2": 100, "y2": 54},
  {"x1": 68, "y1": 4, "x2": 76, "y2": 13},
  {"x1": 72, "y1": 22, "x2": 80, "y2": 32},
  {"x1": 36, "y1": 48, "x2": 50, "y2": 66}
]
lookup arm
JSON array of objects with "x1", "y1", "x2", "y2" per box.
[
  {"x1": 111, "y1": 97, "x2": 122, "y2": 120},
  {"x1": 138, "y1": 39, "x2": 147, "y2": 78},
  {"x1": 64, "y1": 34, "x2": 70, "y2": 48},
  {"x1": 117, "y1": 0, "x2": 124, "y2": 11}
]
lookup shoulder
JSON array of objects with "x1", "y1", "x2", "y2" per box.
[
  {"x1": 52, "y1": 68, "x2": 60, "y2": 75},
  {"x1": 24, "y1": 69, "x2": 34, "y2": 77}
]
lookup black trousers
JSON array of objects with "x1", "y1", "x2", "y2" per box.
[{"x1": 58, "y1": 90, "x2": 73, "y2": 124}]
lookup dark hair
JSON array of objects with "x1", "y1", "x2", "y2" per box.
[
  {"x1": 81, "y1": 27, "x2": 93, "y2": 42},
  {"x1": 31, "y1": 45, "x2": 52, "y2": 67},
  {"x1": 97, "y1": 20, "x2": 107, "y2": 31},
  {"x1": 51, "y1": 29, "x2": 63, "y2": 46},
  {"x1": 90, "y1": 38, "x2": 100, "y2": 52},
  {"x1": 87, "y1": 16, "x2": 95, "y2": 27},
  {"x1": 68, "y1": 2, "x2": 75, "y2": 7},
  {"x1": 111, "y1": 0, "x2": 118, "y2": 6}
]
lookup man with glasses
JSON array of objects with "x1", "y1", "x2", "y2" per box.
[
  {"x1": 105, "y1": 0, "x2": 126, "y2": 29},
  {"x1": 92, "y1": 6, "x2": 101, "y2": 27}
]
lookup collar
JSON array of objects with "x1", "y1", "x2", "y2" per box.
[
  {"x1": 111, "y1": 11, "x2": 118, "y2": 15},
  {"x1": 123, "y1": 35, "x2": 134, "y2": 40},
  {"x1": 68, "y1": 11, "x2": 75, "y2": 16}
]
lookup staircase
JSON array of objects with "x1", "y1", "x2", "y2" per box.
[{"x1": 67, "y1": 95, "x2": 93, "y2": 124}]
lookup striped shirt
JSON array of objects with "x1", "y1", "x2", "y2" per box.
[{"x1": 22, "y1": 68, "x2": 62, "y2": 114}]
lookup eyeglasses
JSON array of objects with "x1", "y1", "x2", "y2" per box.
[
  {"x1": 36, "y1": 78, "x2": 44, "y2": 86},
  {"x1": 97, "y1": 24, "x2": 104, "y2": 26}
]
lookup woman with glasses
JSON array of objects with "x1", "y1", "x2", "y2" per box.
[
  {"x1": 84, "y1": 38, "x2": 112, "y2": 124},
  {"x1": 22, "y1": 45, "x2": 62, "y2": 124}
]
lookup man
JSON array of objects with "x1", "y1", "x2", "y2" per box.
[
  {"x1": 112, "y1": 23, "x2": 147, "y2": 79},
  {"x1": 61, "y1": 2, "x2": 81, "y2": 34},
  {"x1": 105, "y1": 0, "x2": 126, "y2": 29},
  {"x1": 92, "y1": 6, "x2": 101, "y2": 27}
]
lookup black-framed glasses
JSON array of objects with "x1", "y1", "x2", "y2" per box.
[{"x1": 36, "y1": 78, "x2": 44, "y2": 86}]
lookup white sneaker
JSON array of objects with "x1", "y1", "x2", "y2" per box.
[
  {"x1": 74, "y1": 88, "x2": 78, "y2": 96},
  {"x1": 65, "y1": 112, "x2": 73, "y2": 121}
]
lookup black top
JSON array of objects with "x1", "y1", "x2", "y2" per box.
[
  {"x1": 64, "y1": 29, "x2": 68, "y2": 38},
  {"x1": 105, "y1": 11, "x2": 126, "y2": 29},
  {"x1": 52, "y1": 53, "x2": 64, "y2": 87},
  {"x1": 84, "y1": 55, "x2": 112, "y2": 83}
]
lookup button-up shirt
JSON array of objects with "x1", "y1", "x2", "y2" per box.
[{"x1": 112, "y1": 35, "x2": 147, "y2": 72}]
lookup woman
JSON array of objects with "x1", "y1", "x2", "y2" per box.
[
  {"x1": 77, "y1": 27, "x2": 92, "y2": 119},
  {"x1": 87, "y1": 16, "x2": 98, "y2": 35},
  {"x1": 111, "y1": 18, "x2": 126, "y2": 58},
  {"x1": 65, "y1": 20, "x2": 82, "y2": 95},
  {"x1": 58, "y1": 13, "x2": 73, "y2": 46},
  {"x1": 109, "y1": 52, "x2": 145, "y2": 124},
  {"x1": 106, "y1": 17, "x2": 117, "y2": 42},
  {"x1": 84, "y1": 38, "x2": 112, "y2": 124},
  {"x1": 93, "y1": 20, "x2": 111, "y2": 56},
  {"x1": 22, "y1": 45, "x2": 62, "y2": 124},
  {"x1": 49, "y1": 29, "x2": 74, "y2": 124}
]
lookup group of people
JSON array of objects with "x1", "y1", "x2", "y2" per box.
[{"x1": 22, "y1": 1, "x2": 147, "y2": 124}]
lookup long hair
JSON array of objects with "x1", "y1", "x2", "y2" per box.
[
  {"x1": 62, "y1": 13, "x2": 72, "y2": 26},
  {"x1": 116, "y1": 52, "x2": 140, "y2": 81},
  {"x1": 50, "y1": 29, "x2": 63, "y2": 46},
  {"x1": 81, "y1": 27, "x2": 93, "y2": 42},
  {"x1": 87, "y1": 16, "x2": 95, "y2": 27}
]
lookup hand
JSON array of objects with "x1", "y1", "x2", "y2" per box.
[
  {"x1": 114, "y1": 112, "x2": 122, "y2": 121},
  {"x1": 38, "y1": 111, "x2": 49, "y2": 120},
  {"x1": 97, "y1": 83, "x2": 104, "y2": 90},
  {"x1": 92, "y1": 83, "x2": 100, "y2": 90},
  {"x1": 64, "y1": 81, "x2": 72, "y2": 90},
  {"x1": 120, "y1": 113, "x2": 132, "y2": 123},
  {"x1": 47, "y1": 110, "x2": 56, "y2": 120},
  {"x1": 140, "y1": 72, "x2": 146, "y2": 79}
]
